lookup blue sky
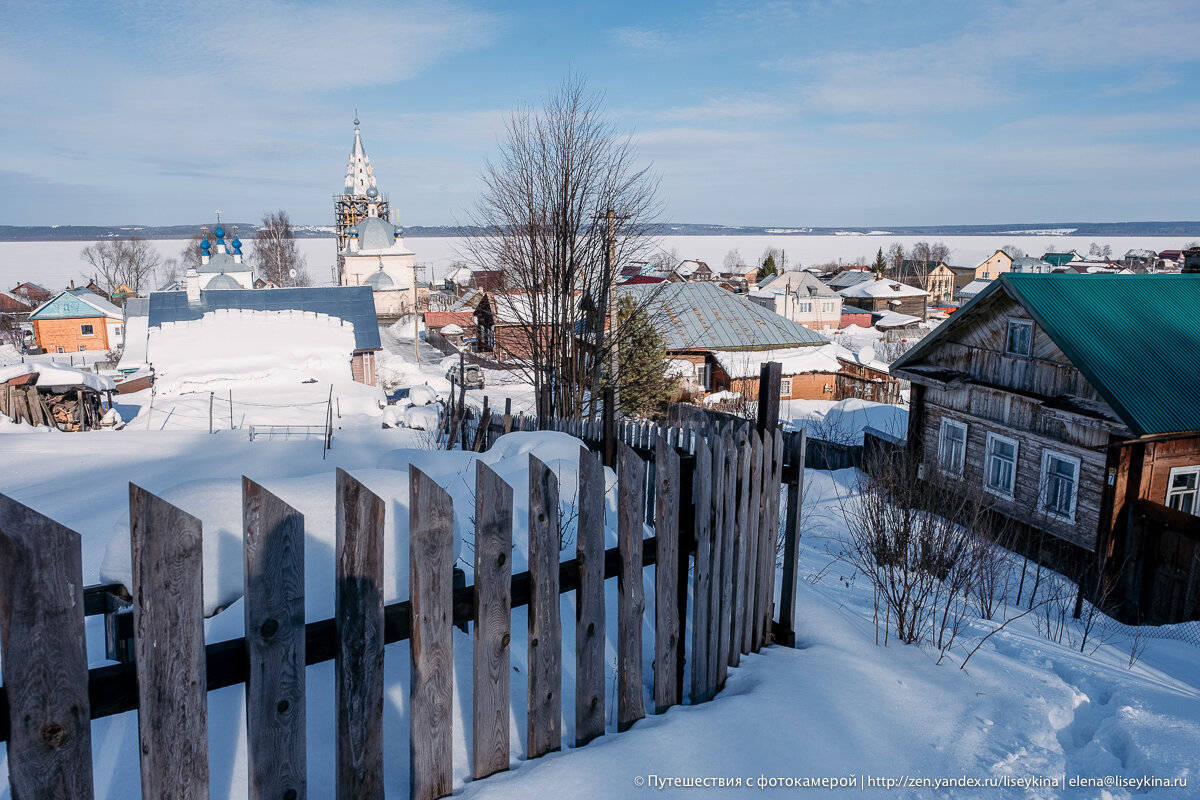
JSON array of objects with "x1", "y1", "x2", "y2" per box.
[{"x1": 2, "y1": 0, "x2": 1198, "y2": 227}]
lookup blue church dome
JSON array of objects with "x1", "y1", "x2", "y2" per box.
[
  {"x1": 214, "y1": 226, "x2": 225, "y2": 239},
  {"x1": 365, "y1": 268, "x2": 395, "y2": 291},
  {"x1": 366, "y1": 186, "x2": 379, "y2": 199},
  {"x1": 200, "y1": 238, "x2": 211, "y2": 251}
]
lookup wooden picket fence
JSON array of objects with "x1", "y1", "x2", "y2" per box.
[{"x1": 0, "y1": 424, "x2": 795, "y2": 799}]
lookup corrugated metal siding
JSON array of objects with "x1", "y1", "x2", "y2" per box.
[
  {"x1": 148, "y1": 287, "x2": 382, "y2": 351},
  {"x1": 1005, "y1": 274, "x2": 1200, "y2": 436}
]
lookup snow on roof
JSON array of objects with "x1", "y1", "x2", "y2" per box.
[
  {"x1": 751, "y1": 271, "x2": 837, "y2": 299},
  {"x1": 838, "y1": 278, "x2": 927, "y2": 299},
  {"x1": 873, "y1": 311, "x2": 922, "y2": 329},
  {"x1": 0, "y1": 363, "x2": 36, "y2": 383},
  {"x1": 147, "y1": 308, "x2": 360, "y2": 393},
  {"x1": 958, "y1": 279, "x2": 993, "y2": 296},
  {"x1": 116, "y1": 306, "x2": 150, "y2": 372},
  {"x1": 712, "y1": 344, "x2": 842, "y2": 379},
  {"x1": 666, "y1": 358, "x2": 697, "y2": 377},
  {"x1": 0, "y1": 361, "x2": 116, "y2": 392},
  {"x1": 440, "y1": 323, "x2": 464, "y2": 335}
]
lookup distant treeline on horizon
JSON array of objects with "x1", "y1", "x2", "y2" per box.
[{"x1": 2, "y1": 221, "x2": 1199, "y2": 242}]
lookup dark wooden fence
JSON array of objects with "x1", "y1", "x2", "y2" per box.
[{"x1": 0, "y1": 421, "x2": 799, "y2": 798}]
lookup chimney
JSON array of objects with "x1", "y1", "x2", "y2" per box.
[{"x1": 186, "y1": 268, "x2": 201, "y2": 305}]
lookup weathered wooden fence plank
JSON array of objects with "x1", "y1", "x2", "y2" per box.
[
  {"x1": 761, "y1": 427, "x2": 785, "y2": 648},
  {"x1": 334, "y1": 469, "x2": 385, "y2": 800},
  {"x1": 705, "y1": 430, "x2": 727, "y2": 698},
  {"x1": 778, "y1": 429, "x2": 807, "y2": 647},
  {"x1": 743, "y1": 431, "x2": 763, "y2": 654},
  {"x1": 129, "y1": 483, "x2": 209, "y2": 800},
  {"x1": 410, "y1": 467, "x2": 455, "y2": 800},
  {"x1": 653, "y1": 436, "x2": 681, "y2": 713},
  {"x1": 472, "y1": 461, "x2": 513, "y2": 780},
  {"x1": 527, "y1": 454, "x2": 562, "y2": 758},
  {"x1": 576, "y1": 447, "x2": 606, "y2": 746},
  {"x1": 716, "y1": 430, "x2": 737, "y2": 686},
  {"x1": 752, "y1": 430, "x2": 773, "y2": 652},
  {"x1": 243, "y1": 478, "x2": 306, "y2": 800},
  {"x1": 0, "y1": 494, "x2": 94, "y2": 800},
  {"x1": 617, "y1": 443, "x2": 647, "y2": 732},
  {"x1": 690, "y1": 437, "x2": 713, "y2": 704},
  {"x1": 728, "y1": 427, "x2": 750, "y2": 667}
]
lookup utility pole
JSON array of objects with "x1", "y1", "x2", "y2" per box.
[
  {"x1": 411, "y1": 262, "x2": 424, "y2": 365},
  {"x1": 602, "y1": 208, "x2": 630, "y2": 413}
]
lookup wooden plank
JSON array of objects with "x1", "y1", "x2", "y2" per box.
[
  {"x1": 707, "y1": 430, "x2": 727, "y2": 698},
  {"x1": 0, "y1": 494, "x2": 94, "y2": 800},
  {"x1": 575, "y1": 447, "x2": 606, "y2": 746},
  {"x1": 472, "y1": 462, "x2": 513, "y2": 780},
  {"x1": 728, "y1": 428, "x2": 751, "y2": 667},
  {"x1": 243, "y1": 478, "x2": 306, "y2": 800},
  {"x1": 410, "y1": 467, "x2": 455, "y2": 800},
  {"x1": 778, "y1": 429, "x2": 807, "y2": 647},
  {"x1": 129, "y1": 483, "x2": 209, "y2": 800},
  {"x1": 761, "y1": 427, "x2": 785, "y2": 648},
  {"x1": 716, "y1": 430, "x2": 736, "y2": 687},
  {"x1": 690, "y1": 437, "x2": 713, "y2": 704},
  {"x1": 617, "y1": 443, "x2": 647, "y2": 732},
  {"x1": 653, "y1": 435, "x2": 681, "y2": 713},
  {"x1": 335, "y1": 468, "x2": 385, "y2": 800},
  {"x1": 744, "y1": 430, "x2": 763, "y2": 654},
  {"x1": 527, "y1": 454, "x2": 562, "y2": 758}
]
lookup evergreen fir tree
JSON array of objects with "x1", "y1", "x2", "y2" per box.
[
  {"x1": 615, "y1": 294, "x2": 674, "y2": 416},
  {"x1": 758, "y1": 252, "x2": 779, "y2": 281},
  {"x1": 872, "y1": 247, "x2": 888, "y2": 276}
]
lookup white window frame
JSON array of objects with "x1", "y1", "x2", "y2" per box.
[
  {"x1": 1005, "y1": 319, "x2": 1033, "y2": 357},
  {"x1": 1166, "y1": 465, "x2": 1200, "y2": 516},
  {"x1": 1039, "y1": 449, "x2": 1081, "y2": 523},
  {"x1": 983, "y1": 431, "x2": 1019, "y2": 499},
  {"x1": 937, "y1": 418, "x2": 968, "y2": 476},
  {"x1": 821, "y1": 301, "x2": 835, "y2": 313},
  {"x1": 780, "y1": 377, "x2": 792, "y2": 397},
  {"x1": 80, "y1": 323, "x2": 95, "y2": 337},
  {"x1": 797, "y1": 301, "x2": 813, "y2": 313}
]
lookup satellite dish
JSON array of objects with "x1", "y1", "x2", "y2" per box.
[
  {"x1": 289, "y1": 269, "x2": 298, "y2": 278},
  {"x1": 859, "y1": 345, "x2": 876, "y2": 364}
]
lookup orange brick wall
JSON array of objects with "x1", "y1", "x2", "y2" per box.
[{"x1": 34, "y1": 317, "x2": 111, "y2": 352}]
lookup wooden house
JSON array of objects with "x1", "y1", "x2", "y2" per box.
[
  {"x1": 838, "y1": 276, "x2": 928, "y2": 318},
  {"x1": 749, "y1": 271, "x2": 843, "y2": 331},
  {"x1": 29, "y1": 288, "x2": 124, "y2": 353},
  {"x1": 894, "y1": 260, "x2": 956, "y2": 303},
  {"x1": 891, "y1": 273, "x2": 1200, "y2": 623},
  {"x1": 10, "y1": 282, "x2": 52, "y2": 307}
]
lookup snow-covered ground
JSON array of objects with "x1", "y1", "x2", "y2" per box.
[{"x1": 1, "y1": 339, "x2": 1198, "y2": 798}]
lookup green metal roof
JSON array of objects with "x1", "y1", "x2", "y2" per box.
[
  {"x1": 1041, "y1": 252, "x2": 1078, "y2": 267},
  {"x1": 895, "y1": 274, "x2": 1200, "y2": 437},
  {"x1": 1000, "y1": 274, "x2": 1200, "y2": 436}
]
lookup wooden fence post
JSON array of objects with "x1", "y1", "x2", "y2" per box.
[
  {"x1": 654, "y1": 436, "x2": 681, "y2": 713},
  {"x1": 334, "y1": 469, "x2": 385, "y2": 800},
  {"x1": 243, "y1": 478, "x2": 306, "y2": 800},
  {"x1": 527, "y1": 454, "x2": 562, "y2": 758},
  {"x1": 777, "y1": 429, "x2": 807, "y2": 647},
  {"x1": 472, "y1": 462, "x2": 513, "y2": 780},
  {"x1": 129, "y1": 484, "x2": 209, "y2": 800},
  {"x1": 410, "y1": 467, "x2": 455, "y2": 800},
  {"x1": 0, "y1": 494, "x2": 94, "y2": 800},
  {"x1": 690, "y1": 437, "x2": 713, "y2": 704},
  {"x1": 756, "y1": 362, "x2": 782, "y2": 440},
  {"x1": 617, "y1": 443, "x2": 646, "y2": 732},
  {"x1": 761, "y1": 427, "x2": 785, "y2": 648},
  {"x1": 576, "y1": 447, "x2": 606, "y2": 746}
]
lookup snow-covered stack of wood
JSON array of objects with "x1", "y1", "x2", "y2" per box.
[{"x1": 0, "y1": 363, "x2": 116, "y2": 431}]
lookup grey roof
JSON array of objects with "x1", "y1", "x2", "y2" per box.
[
  {"x1": 147, "y1": 286, "x2": 382, "y2": 351},
  {"x1": 753, "y1": 271, "x2": 837, "y2": 298},
  {"x1": 357, "y1": 216, "x2": 398, "y2": 251},
  {"x1": 199, "y1": 251, "x2": 251, "y2": 274},
  {"x1": 207, "y1": 273, "x2": 242, "y2": 290},
  {"x1": 827, "y1": 270, "x2": 871, "y2": 289},
  {"x1": 365, "y1": 269, "x2": 395, "y2": 291},
  {"x1": 624, "y1": 281, "x2": 828, "y2": 351}
]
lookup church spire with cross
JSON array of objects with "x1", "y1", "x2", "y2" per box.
[{"x1": 334, "y1": 115, "x2": 394, "y2": 283}]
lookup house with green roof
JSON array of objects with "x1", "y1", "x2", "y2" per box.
[
  {"x1": 1041, "y1": 250, "x2": 1083, "y2": 268},
  {"x1": 891, "y1": 273, "x2": 1200, "y2": 624}
]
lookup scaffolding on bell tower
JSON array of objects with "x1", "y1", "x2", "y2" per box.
[{"x1": 334, "y1": 117, "x2": 391, "y2": 284}]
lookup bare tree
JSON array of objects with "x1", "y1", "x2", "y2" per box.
[
  {"x1": 253, "y1": 210, "x2": 311, "y2": 286},
  {"x1": 1003, "y1": 244, "x2": 1026, "y2": 258},
  {"x1": 722, "y1": 249, "x2": 743, "y2": 272},
  {"x1": 158, "y1": 257, "x2": 181, "y2": 288},
  {"x1": 885, "y1": 242, "x2": 905, "y2": 275},
  {"x1": 80, "y1": 237, "x2": 161, "y2": 300},
  {"x1": 180, "y1": 234, "x2": 205, "y2": 271},
  {"x1": 649, "y1": 247, "x2": 679, "y2": 272},
  {"x1": 462, "y1": 74, "x2": 661, "y2": 418}
]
